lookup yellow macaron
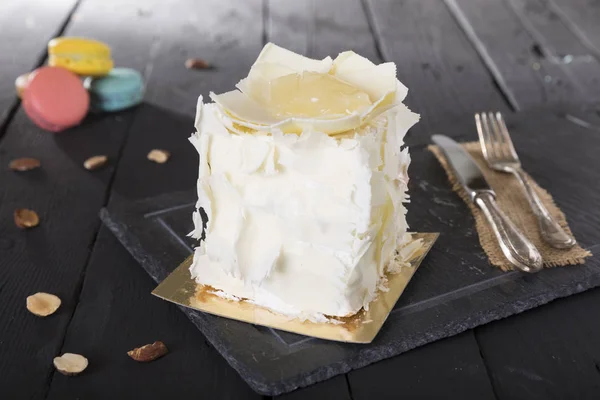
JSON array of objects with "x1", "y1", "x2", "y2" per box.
[{"x1": 48, "y1": 37, "x2": 113, "y2": 77}]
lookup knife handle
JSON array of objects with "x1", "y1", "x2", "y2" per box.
[{"x1": 475, "y1": 192, "x2": 543, "y2": 273}]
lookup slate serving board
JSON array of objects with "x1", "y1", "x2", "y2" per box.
[{"x1": 100, "y1": 106, "x2": 600, "y2": 396}]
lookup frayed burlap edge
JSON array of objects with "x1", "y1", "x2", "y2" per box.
[{"x1": 429, "y1": 142, "x2": 592, "y2": 271}]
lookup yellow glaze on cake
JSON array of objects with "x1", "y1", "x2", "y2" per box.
[{"x1": 48, "y1": 37, "x2": 113, "y2": 76}]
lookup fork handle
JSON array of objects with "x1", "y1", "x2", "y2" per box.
[
  {"x1": 509, "y1": 168, "x2": 577, "y2": 249},
  {"x1": 475, "y1": 192, "x2": 543, "y2": 273}
]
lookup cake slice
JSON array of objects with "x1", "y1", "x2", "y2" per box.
[{"x1": 188, "y1": 43, "x2": 419, "y2": 322}]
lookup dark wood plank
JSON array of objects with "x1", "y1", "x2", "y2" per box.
[
  {"x1": 268, "y1": 0, "x2": 379, "y2": 61},
  {"x1": 100, "y1": 104, "x2": 199, "y2": 199},
  {"x1": 550, "y1": 0, "x2": 600, "y2": 59},
  {"x1": 506, "y1": 0, "x2": 600, "y2": 116},
  {"x1": 57, "y1": 0, "x2": 264, "y2": 196},
  {"x1": 470, "y1": 106, "x2": 600, "y2": 400},
  {"x1": 312, "y1": 0, "x2": 379, "y2": 61},
  {"x1": 0, "y1": 0, "x2": 254, "y2": 397},
  {"x1": 348, "y1": 105, "x2": 600, "y2": 400},
  {"x1": 346, "y1": 3, "x2": 504, "y2": 397},
  {"x1": 267, "y1": 2, "x2": 374, "y2": 397},
  {"x1": 349, "y1": 333, "x2": 496, "y2": 400},
  {"x1": 46, "y1": 226, "x2": 260, "y2": 400},
  {"x1": 509, "y1": 0, "x2": 597, "y2": 57},
  {"x1": 277, "y1": 376, "x2": 351, "y2": 400},
  {"x1": 51, "y1": 1, "x2": 379, "y2": 398},
  {"x1": 262, "y1": 1, "x2": 505, "y2": 397},
  {"x1": 57, "y1": 0, "x2": 238, "y2": 119},
  {"x1": 141, "y1": 0, "x2": 264, "y2": 117},
  {"x1": 476, "y1": 288, "x2": 600, "y2": 400},
  {"x1": 18, "y1": 2, "x2": 597, "y2": 400},
  {"x1": 0, "y1": 107, "x2": 136, "y2": 399},
  {"x1": 0, "y1": 0, "x2": 78, "y2": 133},
  {"x1": 446, "y1": 0, "x2": 600, "y2": 109},
  {"x1": 267, "y1": 0, "x2": 311, "y2": 56},
  {"x1": 66, "y1": 0, "x2": 169, "y2": 70},
  {"x1": 366, "y1": 0, "x2": 511, "y2": 142},
  {"x1": 45, "y1": 0, "x2": 266, "y2": 398},
  {"x1": 0, "y1": 0, "x2": 213, "y2": 397},
  {"x1": 46, "y1": 105, "x2": 261, "y2": 400}
]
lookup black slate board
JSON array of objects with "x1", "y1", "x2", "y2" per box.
[{"x1": 100, "y1": 107, "x2": 600, "y2": 396}]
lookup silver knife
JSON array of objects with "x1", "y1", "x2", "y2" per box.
[{"x1": 432, "y1": 134, "x2": 543, "y2": 273}]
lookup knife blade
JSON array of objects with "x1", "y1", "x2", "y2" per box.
[{"x1": 432, "y1": 134, "x2": 542, "y2": 273}]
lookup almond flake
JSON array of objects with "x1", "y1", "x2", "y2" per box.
[
  {"x1": 26, "y1": 292, "x2": 61, "y2": 316},
  {"x1": 53, "y1": 353, "x2": 88, "y2": 376},
  {"x1": 83, "y1": 155, "x2": 108, "y2": 170},
  {"x1": 147, "y1": 149, "x2": 170, "y2": 164},
  {"x1": 127, "y1": 341, "x2": 168, "y2": 362},
  {"x1": 9, "y1": 157, "x2": 41, "y2": 171},
  {"x1": 14, "y1": 208, "x2": 39, "y2": 228},
  {"x1": 185, "y1": 58, "x2": 210, "y2": 70}
]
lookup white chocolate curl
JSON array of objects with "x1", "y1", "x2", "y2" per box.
[{"x1": 189, "y1": 43, "x2": 419, "y2": 322}]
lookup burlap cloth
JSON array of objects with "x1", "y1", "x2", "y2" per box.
[{"x1": 429, "y1": 141, "x2": 592, "y2": 271}]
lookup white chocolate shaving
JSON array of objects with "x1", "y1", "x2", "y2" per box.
[{"x1": 188, "y1": 43, "x2": 420, "y2": 321}]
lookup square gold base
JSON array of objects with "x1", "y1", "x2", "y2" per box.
[{"x1": 152, "y1": 232, "x2": 438, "y2": 343}]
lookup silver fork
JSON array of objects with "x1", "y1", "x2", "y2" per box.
[{"x1": 475, "y1": 112, "x2": 576, "y2": 249}]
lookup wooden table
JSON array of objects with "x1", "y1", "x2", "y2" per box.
[{"x1": 1, "y1": 1, "x2": 599, "y2": 399}]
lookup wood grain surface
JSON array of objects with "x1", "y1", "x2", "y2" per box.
[
  {"x1": 0, "y1": 107, "x2": 136, "y2": 398},
  {"x1": 269, "y1": 0, "x2": 379, "y2": 61},
  {"x1": 472, "y1": 107, "x2": 600, "y2": 400},
  {"x1": 0, "y1": 0, "x2": 78, "y2": 136},
  {"x1": 366, "y1": 0, "x2": 511, "y2": 141},
  {"x1": 550, "y1": 0, "x2": 600, "y2": 59},
  {"x1": 40, "y1": 0, "x2": 265, "y2": 398},
  {"x1": 447, "y1": 0, "x2": 600, "y2": 109},
  {"x1": 1, "y1": 0, "x2": 600, "y2": 399}
]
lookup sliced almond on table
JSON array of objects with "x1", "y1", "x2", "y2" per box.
[
  {"x1": 147, "y1": 149, "x2": 170, "y2": 164},
  {"x1": 83, "y1": 155, "x2": 108, "y2": 170},
  {"x1": 15, "y1": 72, "x2": 33, "y2": 98},
  {"x1": 127, "y1": 341, "x2": 169, "y2": 362},
  {"x1": 53, "y1": 353, "x2": 88, "y2": 376},
  {"x1": 14, "y1": 208, "x2": 39, "y2": 228},
  {"x1": 9, "y1": 157, "x2": 41, "y2": 171},
  {"x1": 185, "y1": 58, "x2": 210, "y2": 69},
  {"x1": 26, "y1": 292, "x2": 61, "y2": 316}
]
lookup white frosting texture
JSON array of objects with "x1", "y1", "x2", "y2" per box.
[{"x1": 189, "y1": 43, "x2": 419, "y2": 321}]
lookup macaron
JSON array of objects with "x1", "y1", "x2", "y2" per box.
[
  {"x1": 15, "y1": 72, "x2": 34, "y2": 98},
  {"x1": 84, "y1": 68, "x2": 144, "y2": 112},
  {"x1": 48, "y1": 37, "x2": 113, "y2": 77},
  {"x1": 23, "y1": 66, "x2": 89, "y2": 132}
]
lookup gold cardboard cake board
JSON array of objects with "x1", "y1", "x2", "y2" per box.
[{"x1": 152, "y1": 232, "x2": 438, "y2": 343}]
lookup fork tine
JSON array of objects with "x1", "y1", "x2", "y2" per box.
[
  {"x1": 479, "y1": 112, "x2": 496, "y2": 162},
  {"x1": 475, "y1": 113, "x2": 490, "y2": 161},
  {"x1": 495, "y1": 112, "x2": 519, "y2": 161},
  {"x1": 488, "y1": 111, "x2": 507, "y2": 160}
]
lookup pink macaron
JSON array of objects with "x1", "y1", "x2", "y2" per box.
[{"x1": 23, "y1": 66, "x2": 89, "y2": 132}]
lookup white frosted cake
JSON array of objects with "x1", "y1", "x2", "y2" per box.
[{"x1": 188, "y1": 43, "x2": 419, "y2": 322}]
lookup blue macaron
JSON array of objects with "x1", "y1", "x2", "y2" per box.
[{"x1": 85, "y1": 68, "x2": 144, "y2": 112}]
